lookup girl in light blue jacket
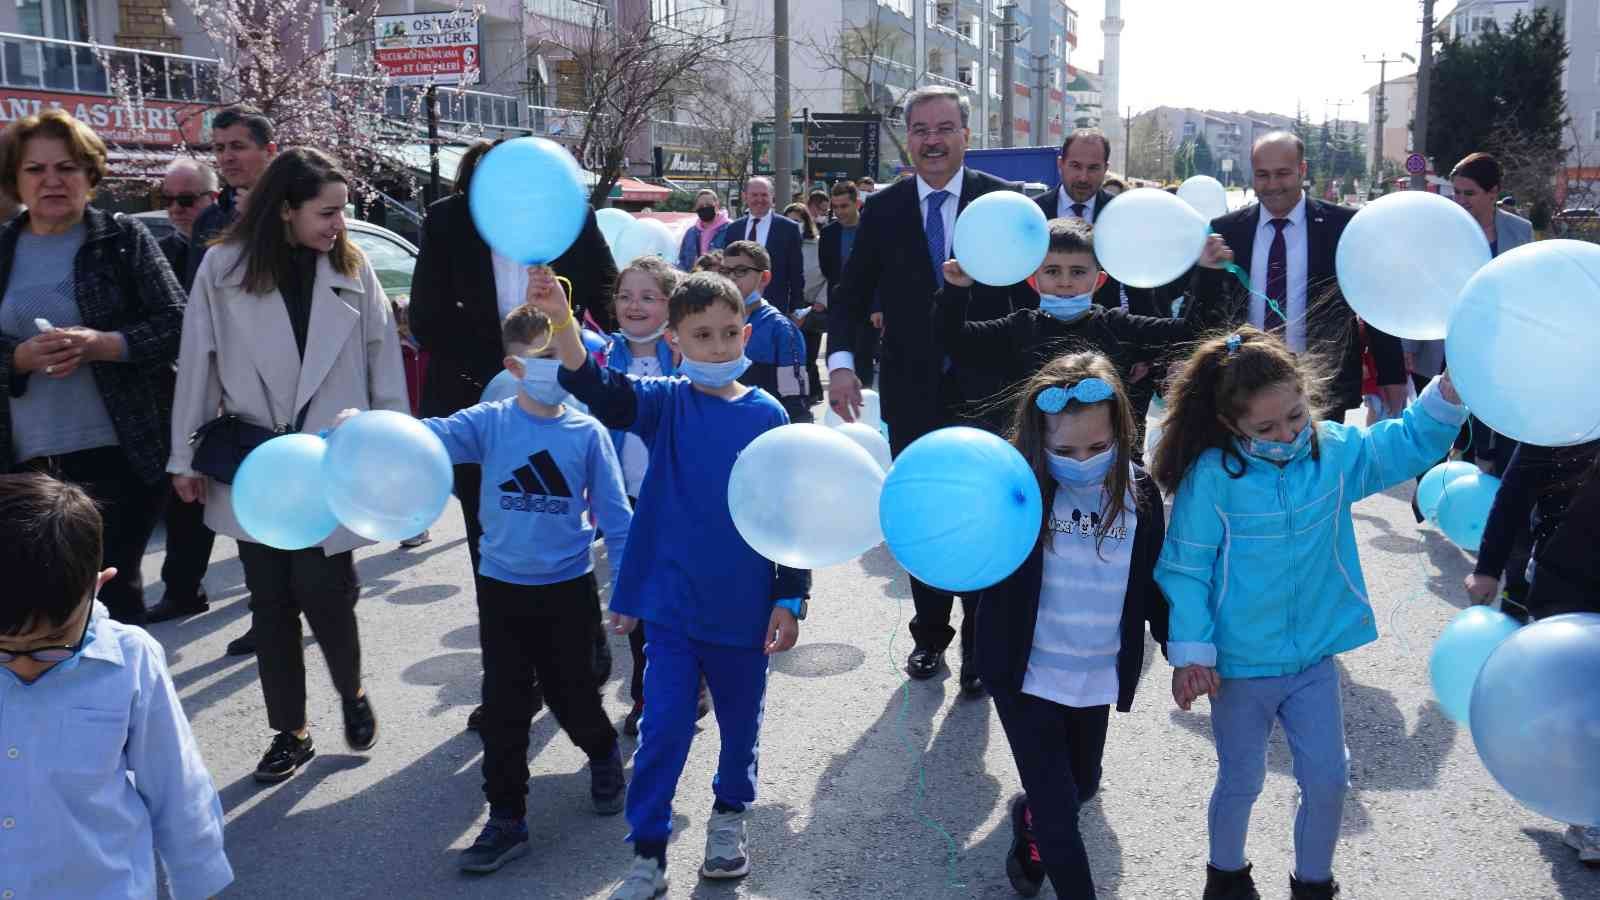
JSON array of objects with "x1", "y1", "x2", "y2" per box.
[{"x1": 1149, "y1": 327, "x2": 1466, "y2": 900}]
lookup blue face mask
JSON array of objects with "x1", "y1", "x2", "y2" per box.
[
  {"x1": 679, "y1": 354, "x2": 751, "y2": 388},
  {"x1": 518, "y1": 357, "x2": 569, "y2": 405},
  {"x1": 1038, "y1": 292, "x2": 1094, "y2": 322},
  {"x1": 1242, "y1": 422, "x2": 1314, "y2": 463},
  {"x1": 744, "y1": 290, "x2": 763, "y2": 307},
  {"x1": 1046, "y1": 447, "x2": 1116, "y2": 485}
]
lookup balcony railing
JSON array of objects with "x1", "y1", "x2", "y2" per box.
[{"x1": 0, "y1": 31, "x2": 221, "y2": 102}]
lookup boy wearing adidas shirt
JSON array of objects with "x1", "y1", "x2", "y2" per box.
[{"x1": 342, "y1": 303, "x2": 632, "y2": 875}]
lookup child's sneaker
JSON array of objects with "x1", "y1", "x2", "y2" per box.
[
  {"x1": 701, "y1": 809, "x2": 750, "y2": 879},
  {"x1": 609, "y1": 855, "x2": 668, "y2": 899},
  {"x1": 1288, "y1": 874, "x2": 1340, "y2": 899},
  {"x1": 342, "y1": 693, "x2": 378, "y2": 751},
  {"x1": 591, "y1": 745, "x2": 627, "y2": 815},
  {"x1": 1203, "y1": 862, "x2": 1261, "y2": 900},
  {"x1": 1004, "y1": 795, "x2": 1044, "y2": 897},
  {"x1": 1564, "y1": 824, "x2": 1600, "y2": 864},
  {"x1": 254, "y1": 731, "x2": 314, "y2": 783},
  {"x1": 458, "y1": 818, "x2": 530, "y2": 873}
]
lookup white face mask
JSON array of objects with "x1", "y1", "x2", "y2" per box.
[
  {"x1": 517, "y1": 357, "x2": 569, "y2": 405},
  {"x1": 621, "y1": 321, "x2": 667, "y2": 343}
]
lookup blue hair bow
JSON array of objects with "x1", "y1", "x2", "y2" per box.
[
  {"x1": 1225, "y1": 333, "x2": 1243, "y2": 356},
  {"x1": 1036, "y1": 377, "x2": 1115, "y2": 414}
]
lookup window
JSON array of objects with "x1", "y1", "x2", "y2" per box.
[
  {"x1": 1182, "y1": 121, "x2": 1197, "y2": 139},
  {"x1": 990, "y1": 66, "x2": 1000, "y2": 98},
  {"x1": 1592, "y1": 109, "x2": 1600, "y2": 143},
  {"x1": 16, "y1": 0, "x2": 91, "y2": 40},
  {"x1": 958, "y1": 64, "x2": 974, "y2": 86}
]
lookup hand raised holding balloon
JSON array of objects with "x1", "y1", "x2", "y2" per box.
[
  {"x1": 524, "y1": 265, "x2": 569, "y2": 317},
  {"x1": 941, "y1": 259, "x2": 975, "y2": 288},
  {"x1": 1198, "y1": 234, "x2": 1234, "y2": 270},
  {"x1": 1438, "y1": 369, "x2": 1460, "y2": 405}
]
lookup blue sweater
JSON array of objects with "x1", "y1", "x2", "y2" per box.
[
  {"x1": 422, "y1": 399, "x2": 631, "y2": 590},
  {"x1": 558, "y1": 357, "x2": 812, "y2": 648},
  {"x1": 743, "y1": 299, "x2": 813, "y2": 423}
]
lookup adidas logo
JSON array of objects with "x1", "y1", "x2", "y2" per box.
[{"x1": 498, "y1": 450, "x2": 573, "y2": 514}]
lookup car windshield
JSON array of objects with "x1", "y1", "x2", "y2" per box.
[{"x1": 350, "y1": 229, "x2": 416, "y2": 302}]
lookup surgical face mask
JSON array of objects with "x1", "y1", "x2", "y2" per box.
[
  {"x1": 622, "y1": 321, "x2": 667, "y2": 343},
  {"x1": 678, "y1": 354, "x2": 751, "y2": 388},
  {"x1": 696, "y1": 206, "x2": 717, "y2": 222},
  {"x1": 1046, "y1": 447, "x2": 1116, "y2": 485},
  {"x1": 1038, "y1": 292, "x2": 1094, "y2": 322},
  {"x1": 744, "y1": 290, "x2": 762, "y2": 307},
  {"x1": 1242, "y1": 422, "x2": 1313, "y2": 463},
  {"x1": 518, "y1": 357, "x2": 569, "y2": 405}
]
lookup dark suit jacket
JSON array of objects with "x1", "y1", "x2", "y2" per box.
[
  {"x1": 1032, "y1": 187, "x2": 1177, "y2": 317},
  {"x1": 718, "y1": 213, "x2": 805, "y2": 314},
  {"x1": 1188, "y1": 198, "x2": 1405, "y2": 411},
  {"x1": 409, "y1": 193, "x2": 617, "y2": 418},
  {"x1": 827, "y1": 168, "x2": 1039, "y2": 440},
  {"x1": 158, "y1": 231, "x2": 195, "y2": 294},
  {"x1": 817, "y1": 219, "x2": 852, "y2": 303}
]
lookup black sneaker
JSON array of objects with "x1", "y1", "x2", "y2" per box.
[
  {"x1": 591, "y1": 745, "x2": 626, "y2": 815},
  {"x1": 467, "y1": 704, "x2": 486, "y2": 732},
  {"x1": 459, "y1": 818, "x2": 530, "y2": 874},
  {"x1": 1005, "y1": 795, "x2": 1044, "y2": 897},
  {"x1": 225, "y1": 626, "x2": 257, "y2": 657},
  {"x1": 146, "y1": 588, "x2": 210, "y2": 624},
  {"x1": 624, "y1": 702, "x2": 644, "y2": 736},
  {"x1": 1203, "y1": 862, "x2": 1261, "y2": 900},
  {"x1": 1289, "y1": 875, "x2": 1341, "y2": 900},
  {"x1": 343, "y1": 694, "x2": 378, "y2": 751},
  {"x1": 254, "y1": 732, "x2": 314, "y2": 783}
]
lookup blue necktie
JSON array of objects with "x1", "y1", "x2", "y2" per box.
[{"x1": 925, "y1": 190, "x2": 950, "y2": 287}]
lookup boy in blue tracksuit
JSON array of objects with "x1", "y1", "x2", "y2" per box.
[
  {"x1": 524, "y1": 265, "x2": 810, "y2": 900},
  {"x1": 353, "y1": 303, "x2": 633, "y2": 876},
  {"x1": 1149, "y1": 328, "x2": 1467, "y2": 900},
  {"x1": 717, "y1": 240, "x2": 814, "y2": 424}
]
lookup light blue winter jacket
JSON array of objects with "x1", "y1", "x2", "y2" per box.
[
  {"x1": 603, "y1": 331, "x2": 676, "y2": 464},
  {"x1": 1158, "y1": 378, "x2": 1468, "y2": 678}
]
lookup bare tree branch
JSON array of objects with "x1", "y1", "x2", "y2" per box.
[{"x1": 797, "y1": 6, "x2": 916, "y2": 167}]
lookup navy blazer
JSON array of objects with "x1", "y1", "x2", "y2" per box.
[
  {"x1": 718, "y1": 213, "x2": 806, "y2": 314},
  {"x1": 827, "y1": 168, "x2": 1040, "y2": 441},
  {"x1": 1188, "y1": 197, "x2": 1405, "y2": 411}
]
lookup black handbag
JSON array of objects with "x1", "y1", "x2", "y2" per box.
[{"x1": 188, "y1": 407, "x2": 308, "y2": 484}]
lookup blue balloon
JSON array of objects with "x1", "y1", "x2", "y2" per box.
[
  {"x1": 1416, "y1": 460, "x2": 1481, "y2": 522},
  {"x1": 323, "y1": 410, "x2": 454, "y2": 542},
  {"x1": 879, "y1": 427, "x2": 1043, "y2": 591},
  {"x1": 1429, "y1": 606, "x2": 1520, "y2": 724},
  {"x1": 1092, "y1": 187, "x2": 1210, "y2": 288},
  {"x1": 467, "y1": 137, "x2": 588, "y2": 265},
  {"x1": 233, "y1": 433, "x2": 339, "y2": 550},
  {"x1": 1446, "y1": 240, "x2": 1600, "y2": 446},
  {"x1": 728, "y1": 424, "x2": 885, "y2": 568},
  {"x1": 481, "y1": 369, "x2": 519, "y2": 404},
  {"x1": 1434, "y1": 471, "x2": 1501, "y2": 549},
  {"x1": 1336, "y1": 191, "x2": 1490, "y2": 340},
  {"x1": 581, "y1": 328, "x2": 608, "y2": 354},
  {"x1": 952, "y1": 190, "x2": 1049, "y2": 286},
  {"x1": 1471, "y1": 613, "x2": 1600, "y2": 825}
]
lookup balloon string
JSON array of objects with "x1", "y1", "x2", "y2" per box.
[
  {"x1": 528, "y1": 275, "x2": 580, "y2": 356},
  {"x1": 1203, "y1": 227, "x2": 1291, "y2": 326},
  {"x1": 1388, "y1": 417, "x2": 1478, "y2": 656},
  {"x1": 887, "y1": 591, "x2": 965, "y2": 888}
]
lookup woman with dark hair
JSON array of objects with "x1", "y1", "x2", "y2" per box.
[
  {"x1": 784, "y1": 202, "x2": 826, "y2": 403},
  {"x1": 168, "y1": 147, "x2": 409, "y2": 782},
  {"x1": 410, "y1": 139, "x2": 620, "y2": 731},
  {"x1": 0, "y1": 107, "x2": 186, "y2": 626}
]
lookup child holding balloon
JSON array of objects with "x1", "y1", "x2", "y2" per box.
[
  {"x1": 1150, "y1": 327, "x2": 1466, "y2": 900},
  {"x1": 523, "y1": 265, "x2": 811, "y2": 900},
  {"x1": 971, "y1": 351, "x2": 1170, "y2": 899}
]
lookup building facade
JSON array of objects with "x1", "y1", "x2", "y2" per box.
[{"x1": 1364, "y1": 70, "x2": 1417, "y2": 176}]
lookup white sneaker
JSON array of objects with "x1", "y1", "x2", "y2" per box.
[
  {"x1": 609, "y1": 856, "x2": 668, "y2": 899},
  {"x1": 1564, "y1": 824, "x2": 1600, "y2": 864},
  {"x1": 399, "y1": 530, "x2": 432, "y2": 548},
  {"x1": 701, "y1": 809, "x2": 750, "y2": 879}
]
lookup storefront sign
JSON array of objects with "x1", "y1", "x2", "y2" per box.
[
  {"x1": 0, "y1": 88, "x2": 209, "y2": 146},
  {"x1": 374, "y1": 11, "x2": 481, "y2": 86}
]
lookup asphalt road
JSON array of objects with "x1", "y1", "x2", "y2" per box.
[{"x1": 135, "y1": 419, "x2": 1600, "y2": 900}]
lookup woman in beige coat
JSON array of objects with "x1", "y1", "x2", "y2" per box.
[{"x1": 168, "y1": 147, "x2": 409, "y2": 783}]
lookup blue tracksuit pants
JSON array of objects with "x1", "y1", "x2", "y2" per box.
[{"x1": 625, "y1": 621, "x2": 770, "y2": 844}]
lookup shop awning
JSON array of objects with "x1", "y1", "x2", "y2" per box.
[{"x1": 613, "y1": 177, "x2": 670, "y2": 203}]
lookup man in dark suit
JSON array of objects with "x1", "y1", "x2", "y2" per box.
[
  {"x1": 827, "y1": 86, "x2": 1038, "y2": 692},
  {"x1": 819, "y1": 180, "x2": 878, "y2": 387},
  {"x1": 1192, "y1": 131, "x2": 1407, "y2": 414},
  {"x1": 717, "y1": 176, "x2": 805, "y2": 314}
]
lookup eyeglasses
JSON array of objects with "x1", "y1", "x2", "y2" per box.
[
  {"x1": 717, "y1": 265, "x2": 765, "y2": 279},
  {"x1": 909, "y1": 124, "x2": 962, "y2": 140},
  {"x1": 618, "y1": 293, "x2": 666, "y2": 306},
  {"x1": 162, "y1": 192, "x2": 208, "y2": 209},
  {"x1": 0, "y1": 612, "x2": 90, "y2": 664}
]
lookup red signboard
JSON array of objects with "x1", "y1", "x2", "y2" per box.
[
  {"x1": 373, "y1": 11, "x2": 481, "y2": 86},
  {"x1": 0, "y1": 88, "x2": 209, "y2": 146}
]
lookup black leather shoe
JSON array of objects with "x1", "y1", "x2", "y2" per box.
[
  {"x1": 146, "y1": 588, "x2": 210, "y2": 624},
  {"x1": 959, "y1": 669, "x2": 985, "y2": 696},
  {"x1": 255, "y1": 732, "x2": 314, "y2": 783},
  {"x1": 225, "y1": 626, "x2": 257, "y2": 657},
  {"x1": 905, "y1": 648, "x2": 944, "y2": 680},
  {"x1": 343, "y1": 693, "x2": 378, "y2": 751},
  {"x1": 1289, "y1": 875, "x2": 1340, "y2": 900}
]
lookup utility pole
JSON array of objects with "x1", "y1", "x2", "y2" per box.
[
  {"x1": 1364, "y1": 53, "x2": 1409, "y2": 197},
  {"x1": 1031, "y1": 52, "x2": 1049, "y2": 144},
  {"x1": 1411, "y1": 0, "x2": 1435, "y2": 191},
  {"x1": 1000, "y1": 2, "x2": 1017, "y2": 147},
  {"x1": 425, "y1": 84, "x2": 440, "y2": 206},
  {"x1": 774, "y1": 0, "x2": 791, "y2": 204},
  {"x1": 978, "y1": 0, "x2": 991, "y2": 147}
]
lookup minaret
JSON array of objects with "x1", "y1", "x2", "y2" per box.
[{"x1": 1101, "y1": 0, "x2": 1124, "y2": 171}]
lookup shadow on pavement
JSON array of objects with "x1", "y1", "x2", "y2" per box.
[{"x1": 1521, "y1": 826, "x2": 1600, "y2": 899}]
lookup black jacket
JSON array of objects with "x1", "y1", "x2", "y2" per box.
[
  {"x1": 185, "y1": 186, "x2": 239, "y2": 288},
  {"x1": 408, "y1": 193, "x2": 617, "y2": 418},
  {"x1": 1528, "y1": 453, "x2": 1600, "y2": 617},
  {"x1": 973, "y1": 467, "x2": 1170, "y2": 712},
  {"x1": 818, "y1": 219, "x2": 853, "y2": 304},
  {"x1": 1476, "y1": 440, "x2": 1600, "y2": 579},
  {"x1": 0, "y1": 208, "x2": 186, "y2": 482},
  {"x1": 1188, "y1": 198, "x2": 1404, "y2": 411},
  {"x1": 158, "y1": 231, "x2": 196, "y2": 294},
  {"x1": 827, "y1": 169, "x2": 1039, "y2": 440}
]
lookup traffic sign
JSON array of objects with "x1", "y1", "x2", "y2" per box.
[{"x1": 1405, "y1": 153, "x2": 1426, "y2": 175}]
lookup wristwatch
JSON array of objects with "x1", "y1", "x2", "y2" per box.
[{"x1": 775, "y1": 598, "x2": 808, "y2": 621}]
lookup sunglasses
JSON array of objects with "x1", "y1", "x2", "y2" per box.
[
  {"x1": 0, "y1": 610, "x2": 91, "y2": 664},
  {"x1": 162, "y1": 192, "x2": 208, "y2": 209}
]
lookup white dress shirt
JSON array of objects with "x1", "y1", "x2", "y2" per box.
[
  {"x1": 1247, "y1": 193, "x2": 1309, "y2": 353},
  {"x1": 741, "y1": 211, "x2": 772, "y2": 245},
  {"x1": 491, "y1": 250, "x2": 530, "y2": 321},
  {"x1": 1056, "y1": 186, "x2": 1098, "y2": 221},
  {"x1": 825, "y1": 168, "x2": 966, "y2": 374}
]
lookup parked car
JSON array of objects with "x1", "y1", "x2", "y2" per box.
[{"x1": 1552, "y1": 207, "x2": 1600, "y2": 237}]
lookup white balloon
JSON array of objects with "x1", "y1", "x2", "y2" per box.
[
  {"x1": 1176, "y1": 175, "x2": 1229, "y2": 221},
  {"x1": 612, "y1": 218, "x2": 678, "y2": 267},
  {"x1": 1336, "y1": 190, "x2": 1491, "y2": 339},
  {"x1": 835, "y1": 422, "x2": 893, "y2": 471},
  {"x1": 824, "y1": 387, "x2": 883, "y2": 429},
  {"x1": 727, "y1": 424, "x2": 885, "y2": 568},
  {"x1": 1093, "y1": 188, "x2": 1210, "y2": 288},
  {"x1": 596, "y1": 207, "x2": 634, "y2": 252}
]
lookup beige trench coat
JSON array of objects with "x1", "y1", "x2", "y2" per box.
[{"x1": 167, "y1": 241, "x2": 410, "y2": 554}]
